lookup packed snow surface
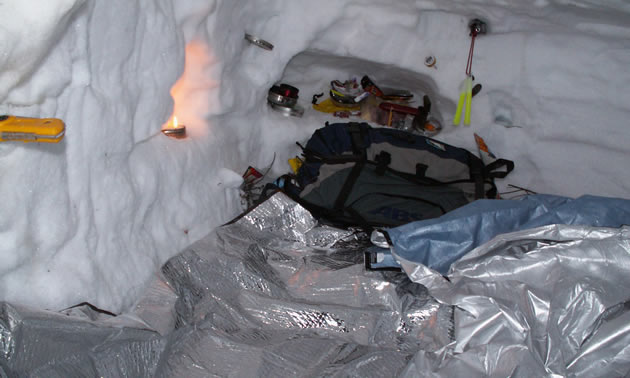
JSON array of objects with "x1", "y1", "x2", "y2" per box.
[{"x1": 1, "y1": 0, "x2": 629, "y2": 312}]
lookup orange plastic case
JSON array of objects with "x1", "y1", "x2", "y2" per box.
[{"x1": 0, "y1": 115, "x2": 65, "y2": 143}]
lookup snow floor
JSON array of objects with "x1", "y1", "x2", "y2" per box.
[{"x1": 0, "y1": 0, "x2": 629, "y2": 314}]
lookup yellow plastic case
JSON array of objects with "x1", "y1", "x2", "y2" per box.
[{"x1": 0, "y1": 115, "x2": 65, "y2": 143}]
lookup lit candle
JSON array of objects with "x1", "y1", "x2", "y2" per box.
[{"x1": 162, "y1": 116, "x2": 186, "y2": 138}]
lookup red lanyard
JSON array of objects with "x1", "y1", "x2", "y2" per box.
[
  {"x1": 465, "y1": 30, "x2": 478, "y2": 76},
  {"x1": 465, "y1": 19, "x2": 487, "y2": 76}
]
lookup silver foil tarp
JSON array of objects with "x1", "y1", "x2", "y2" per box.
[
  {"x1": 3, "y1": 192, "x2": 629, "y2": 376},
  {"x1": 0, "y1": 193, "x2": 452, "y2": 376},
  {"x1": 400, "y1": 224, "x2": 630, "y2": 377}
]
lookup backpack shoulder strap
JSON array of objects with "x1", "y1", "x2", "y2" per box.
[{"x1": 333, "y1": 123, "x2": 369, "y2": 210}]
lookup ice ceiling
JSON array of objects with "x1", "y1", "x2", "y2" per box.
[{"x1": 1, "y1": 0, "x2": 629, "y2": 313}]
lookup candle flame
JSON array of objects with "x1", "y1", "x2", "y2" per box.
[{"x1": 172, "y1": 116, "x2": 179, "y2": 128}]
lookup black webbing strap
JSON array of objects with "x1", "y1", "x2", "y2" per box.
[
  {"x1": 348, "y1": 122, "x2": 367, "y2": 155},
  {"x1": 469, "y1": 158, "x2": 485, "y2": 199},
  {"x1": 333, "y1": 161, "x2": 365, "y2": 209},
  {"x1": 485, "y1": 158, "x2": 515, "y2": 179},
  {"x1": 333, "y1": 123, "x2": 367, "y2": 210},
  {"x1": 374, "y1": 151, "x2": 391, "y2": 176}
]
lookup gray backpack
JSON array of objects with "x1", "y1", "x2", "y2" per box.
[{"x1": 283, "y1": 122, "x2": 513, "y2": 229}]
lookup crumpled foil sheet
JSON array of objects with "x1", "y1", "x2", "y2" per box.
[
  {"x1": 402, "y1": 224, "x2": 630, "y2": 377},
  {"x1": 0, "y1": 193, "x2": 452, "y2": 376},
  {"x1": 3, "y1": 193, "x2": 628, "y2": 376}
]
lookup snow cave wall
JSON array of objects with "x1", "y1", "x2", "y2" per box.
[{"x1": 1, "y1": 0, "x2": 629, "y2": 313}]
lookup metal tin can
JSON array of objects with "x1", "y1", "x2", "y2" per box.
[
  {"x1": 267, "y1": 91, "x2": 297, "y2": 107},
  {"x1": 269, "y1": 103, "x2": 304, "y2": 118}
]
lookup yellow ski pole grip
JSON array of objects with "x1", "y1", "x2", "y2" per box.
[
  {"x1": 453, "y1": 88, "x2": 466, "y2": 125},
  {"x1": 464, "y1": 77, "x2": 473, "y2": 125}
]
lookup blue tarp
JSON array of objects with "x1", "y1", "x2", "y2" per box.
[{"x1": 386, "y1": 194, "x2": 630, "y2": 274}]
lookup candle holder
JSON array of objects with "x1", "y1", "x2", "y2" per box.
[
  {"x1": 162, "y1": 125, "x2": 186, "y2": 139},
  {"x1": 162, "y1": 117, "x2": 187, "y2": 139}
]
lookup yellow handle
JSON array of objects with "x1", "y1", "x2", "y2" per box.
[
  {"x1": 464, "y1": 77, "x2": 473, "y2": 126},
  {"x1": 288, "y1": 157, "x2": 303, "y2": 174},
  {"x1": 453, "y1": 89, "x2": 466, "y2": 125}
]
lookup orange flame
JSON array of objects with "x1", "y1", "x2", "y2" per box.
[{"x1": 162, "y1": 40, "x2": 218, "y2": 136}]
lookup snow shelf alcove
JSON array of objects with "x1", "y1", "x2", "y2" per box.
[{"x1": 278, "y1": 49, "x2": 453, "y2": 122}]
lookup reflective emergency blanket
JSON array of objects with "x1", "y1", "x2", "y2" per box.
[
  {"x1": 403, "y1": 224, "x2": 630, "y2": 377},
  {"x1": 0, "y1": 193, "x2": 453, "y2": 376},
  {"x1": 1, "y1": 193, "x2": 629, "y2": 376}
]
